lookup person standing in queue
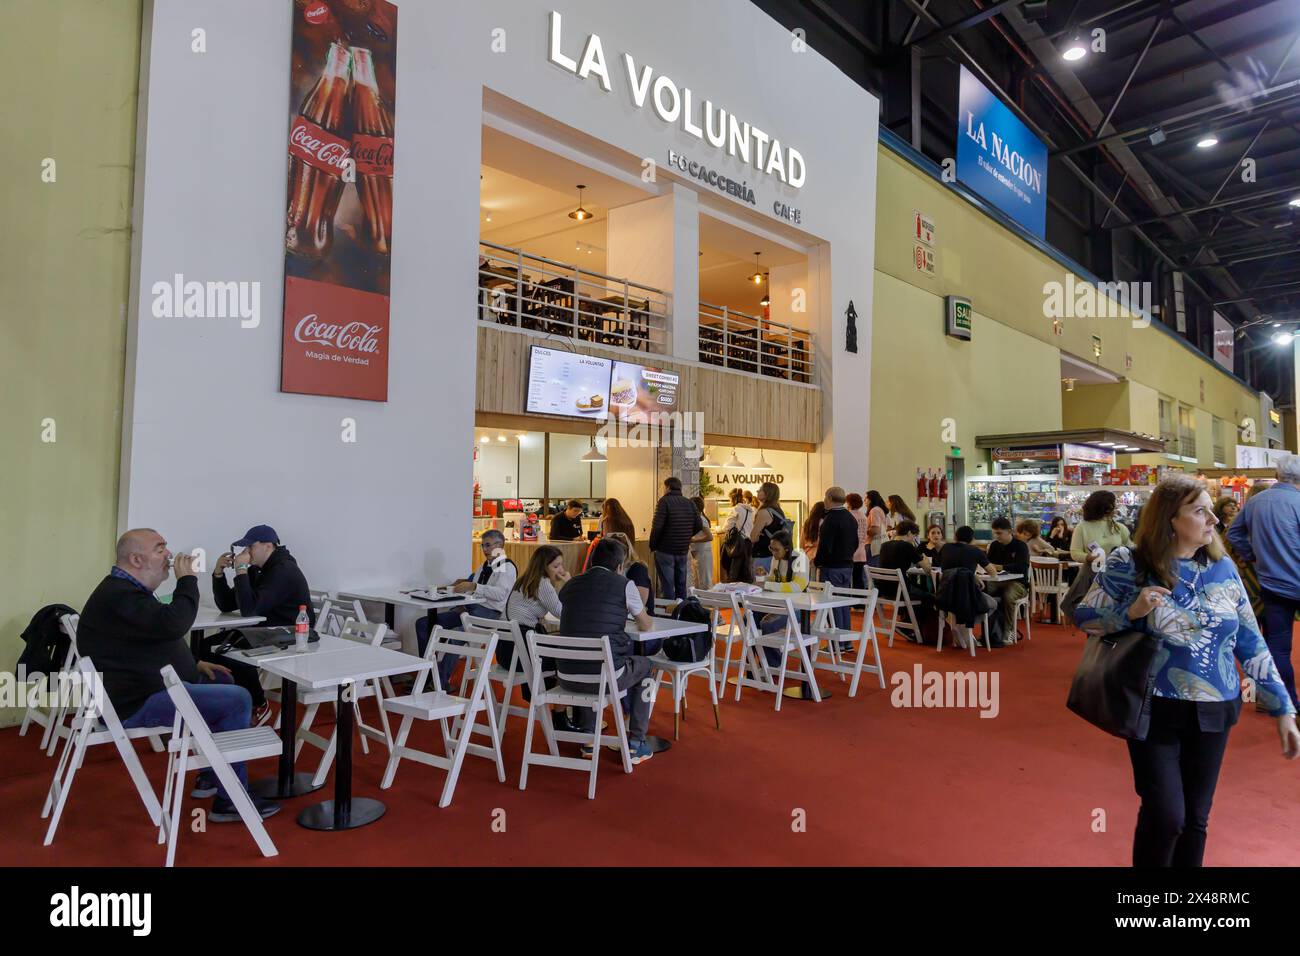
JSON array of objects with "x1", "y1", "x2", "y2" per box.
[
  {"x1": 549, "y1": 500, "x2": 586, "y2": 541},
  {"x1": 210, "y1": 524, "x2": 314, "y2": 723},
  {"x1": 814, "y1": 487, "x2": 858, "y2": 632},
  {"x1": 749, "y1": 481, "x2": 790, "y2": 575},
  {"x1": 1075, "y1": 475, "x2": 1299, "y2": 867},
  {"x1": 864, "y1": 490, "x2": 889, "y2": 566},
  {"x1": 557, "y1": 537, "x2": 656, "y2": 764},
  {"x1": 649, "y1": 476, "x2": 697, "y2": 600}
]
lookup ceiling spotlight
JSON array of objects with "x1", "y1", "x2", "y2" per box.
[
  {"x1": 1273, "y1": 331, "x2": 1296, "y2": 345},
  {"x1": 515, "y1": 433, "x2": 525, "y2": 440},
  {"x1": 750, "y1": 252, "x2": 764, "y2": 284},
  {"x1": 1196, "y1": 135, "x2": 1219, "y2": 149},
  {"x1": 1061, "y1": 33, "x2": 1087, "y2": 61},
  {"x1": 568, "y1": 184, "x2": 592, "y2": 221},
  {"x1": 1289, "y1": 197, "x2": 1300, "y2": 207},
  {"x1": 497, "y1": 434, "x2": 507, "y2": 442},
  {"x1": 1273, "y1": 322, "x2": 1282, "y2": 328},
  {"x1": 726, "y1": 449, "x2": 747, "y2": 469}
]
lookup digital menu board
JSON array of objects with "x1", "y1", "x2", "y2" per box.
[
  {"x1": 525, "y1": 346, "x2": 612, "y2": 420},
  {"x1": 609, "y1": 360, "x2": 680, "y2": 423}
]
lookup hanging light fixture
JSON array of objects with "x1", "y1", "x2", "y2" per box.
[
  {"x1": 580, "y1": 438, "x2": 606, "y2": 462},
  {"x1": 1061, "y1": 32, "x2": 1087, "y2": 61},
  {"x1": 568, "y1": 184, "x2": 592, "y2": 221},
  {"x1": 497, "y1": 434, "x2": 507, "y2": 442},
  {"x1": 752, "y1": 450, "x2": 774, "y2": 473},
  {"x1": 1196, "y1": 135, "x2": 1219, "y2": 149},
  {"x1": 750, "y1": 251, "x2": 764, "y2": 284},
  {"x1": 759, "y1": 272, "x2": 771, "y2": 307},
  {"x1": 699, "y1": 447, "x2": 723, "y2": 467},
  {"x1": 726, "y1": 448, "x2": 747, "y2": 469}
]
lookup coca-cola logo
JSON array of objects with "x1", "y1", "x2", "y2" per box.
[
  {"x1": 304, "y1": 2, "x2": 332, "y2": 25},
  {"x1": 294, "y1": 314, "x2": 382, "y2": 354},
  {"x1": 352, "y1": 138, "x2": 393, "y2": 168},
  {"x1": 291, "y1": 121, "x2": 350, "y2": 170}
]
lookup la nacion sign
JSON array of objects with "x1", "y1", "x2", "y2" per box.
[
  {"x1": 547, "y1": 10, "x2": 806, "y2": 189},
  {"x1": 956, "y1": 66, "x2": 1047, "y2": 238}
]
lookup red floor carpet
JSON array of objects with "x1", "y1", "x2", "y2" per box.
[{"x1": 4, "y1": 618, "x2": 1297, "y2": 867}]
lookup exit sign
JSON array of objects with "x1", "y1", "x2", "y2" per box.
[{"x1": 946, "y1": 296, "x2": 972, "y2": 341}]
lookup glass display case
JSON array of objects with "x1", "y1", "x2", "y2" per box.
[
  {"x1": 714, "y1": 498, "x2": 804, "y2": 538},
  {"x1": 1056, "y1": 485, "x2": 1152, "y2": 532},
  {"x1": 967, "y1": 476, "x2": 1061, "y2": 537}
]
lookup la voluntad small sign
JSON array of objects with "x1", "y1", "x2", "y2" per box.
[{"x1": 945, "y1": 295, "x2": 972, "y2": 341}]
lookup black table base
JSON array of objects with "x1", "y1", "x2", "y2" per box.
[
  {"x1": 249, "y1": 772, "x2": 321, "y2": 799},
  {"x1": 645, "y1": 735, "x2": 672, "y2": 753},
  {"x1": 248, "y1": 676, "x2": 323, "y2": 799},
  {"x1": 298, "y1": 797, "x2": 386, "y2": 831}
]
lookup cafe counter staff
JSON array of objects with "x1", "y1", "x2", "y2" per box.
[{"x1": 1074, "y1": 475, "x2": 1298, "y2": 868}]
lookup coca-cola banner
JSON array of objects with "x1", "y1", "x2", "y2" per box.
[{"x1": 280, "y1": 0, "x2": 397, "y2": 402}]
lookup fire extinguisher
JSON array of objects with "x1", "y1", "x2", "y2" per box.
[
  {"x1": 916, "y1": 468, "x2": 928, "y2": 506},
  {"x1": 473, "y1": 480, "x2": 482, "y2": 517},
  {"x1": 938, "y1": 469, "x2": 949, "y2": 505},
  {"x1": 928, "y1": 468, "x2": 940, "y2": 504}
]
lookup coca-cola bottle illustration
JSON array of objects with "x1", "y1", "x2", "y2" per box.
[
  {"x1": 286, "y1": 41, "x2": 353, "y2": 259},
  {"x1": 350, "y1": 47, "x2": 394, "y2": 256}
]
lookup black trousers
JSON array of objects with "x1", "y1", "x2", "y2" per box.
[{"x1": 1125, "y1": 698, "x2": 1234, "y2": 867}]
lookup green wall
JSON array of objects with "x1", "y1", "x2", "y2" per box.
[{"x1": 0, "y1": 0, "x2": 142, "y2": 725}]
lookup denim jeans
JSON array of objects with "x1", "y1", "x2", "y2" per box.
[
  {"x1": 760, "y1": 613, "x2": 813, "y2": 697},
  {"x1": 653, "y1": 551, "x2": 689, "y2": 601},
  {"x1": 1259, "y1": 588, "x2": 1300, "y2": 711},
  {"x1": 417, "y1": 605, "x2": 502, "y2": 688},
  {"x1": 821, "y1": 566, "x2": 853, "y2": 630},
  {"x1": 122, "y1": 672, "x2": 251, "y2": 801},
  {"x1": 563, "y1": 655, "x2": 654, "y2": 746}
]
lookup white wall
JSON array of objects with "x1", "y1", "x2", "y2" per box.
[{"x1": 122, "y1": 0, "x2": 878, "y2": 600}]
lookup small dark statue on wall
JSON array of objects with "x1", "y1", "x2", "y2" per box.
[{"x1": 845, "y1": 299, "x2": 858, "y2": 353}]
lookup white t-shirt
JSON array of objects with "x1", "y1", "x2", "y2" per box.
[{"x1": 625, "y1": 579, "x2": 645, "y2": 616}]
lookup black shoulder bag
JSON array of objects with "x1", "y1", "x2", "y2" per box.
[{"x1": 1065, "y1": 562, "x2": 1164, "y2": 741}]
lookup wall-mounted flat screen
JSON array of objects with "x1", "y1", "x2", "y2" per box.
[
  {"x1": 609, "y1": 360, "x2": 680, "y2": 423},
  {"x1": 525, "y1": 345, "x2": 612, "y2": 420}
]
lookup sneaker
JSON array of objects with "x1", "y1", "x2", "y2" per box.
[
  {"x1": 579, "y1": 744, "x2": 595, "y2": 759},
  {"x1": 210, "y1": 794, "x2": 282, "y2": 823},
  {"x1": 629, "y1": 740, "x2": 654, "y2": 765},
  {"x1": 251, "y1": 702, "x2": 273, "y2": 727},
  {"x1": 190, "y1": 773, "x2": 219, "y2": 799}
]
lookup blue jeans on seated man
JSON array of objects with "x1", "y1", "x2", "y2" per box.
[
  {"x1": 759, "y1": 613, "x2": 814, "y2": 697},
  {"x1": 416, "y1": 606, "x2": 502, "y2": 689},
  {"x1": 653, "y1": 551, "x2": 689, "y2": 601},
  {"x1": 122, "y1": 671, "x2": 251, "y2": 801}
]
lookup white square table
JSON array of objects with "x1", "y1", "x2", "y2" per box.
[
  {"x1": 625, "y1": 617, "x2": 710, "y2": 754},
  {"x1": 734, "y1": 590, "x2": 866, "y2": 702},
  {"x1": 335, "y1": 587, "x2": 483, "y2": 629},
  {"x1": 238, "y1": 641, "x2": 431, "y2": 831},
  {"x1": 188, "y1": 606, "x2": 265, "y2": 657}
]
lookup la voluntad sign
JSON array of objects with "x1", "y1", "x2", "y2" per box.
[
  {"x1": 707, "y1": 471, "x2": 786, "y2": 485},
  {"x1": 548, "y1": 10, "x2": 806, "y2": 189}
]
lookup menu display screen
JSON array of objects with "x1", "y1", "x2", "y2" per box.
[
  {"x1": 609, "y1": 360, "x2": 680, "y2": 423},
  {"x1": 525, "y1": 346, "x2": 612, "y2": 420}
]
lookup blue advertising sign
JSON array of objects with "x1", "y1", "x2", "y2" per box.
[{"x1": 956, "y1": 66, "x2": 1048, "y2": 238}]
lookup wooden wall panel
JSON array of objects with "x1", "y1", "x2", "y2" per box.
[{"x1": 476, "y1": 326, "x2": 821, "y2": 446}]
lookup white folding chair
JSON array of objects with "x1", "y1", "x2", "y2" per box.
[
  {"x1": 738, "y1": 593, "x2": 822, "y2": 711},
  {"x1": 21, "y1": 613, "x2": 80, "y2": 753},
  {"x1": 936, "y1": 608, "x2": 992, "y2": 656},
  {"x1": 309, "y1": 589, "x2": 333, "y2": 626},
  {"x1": 380, "y1": 627, "x2": 505, "y2": 807},
  {"x1": 518, "y1": 632, "x2": 632, "y2": 800},
  {"x1": 1011, "y1": 593, "x2": 1032, "y2": 642},
  {"x1": 866, "y1": 567, "x2": 922, "y2": 647},
  {"x1": 457, "y1": 613, "x2": 532, "y2": 746},
  {"x1": 653, "y1": 597, "x2": 678, "y2": 616},
  {"x1": 691, "y1": 589, "x2": 745, "y2": 698},
  {"x1": 156, "y1": 665, "x2": 280, "y2": 866},
  {"x1": 647, "y1": 605, "x2": 721, "y2": 740},
  {"x1": 293, "y1": 620, "x2": 394, "y2": 788},
  {"x1": 1030, "y1": 558, "x2": 1066, "y2": 623},
  {"x1": 41, "y1": 657, "x2": 168, "y2": 846},
  {"x1": 810, "y1": 585, "x2": 886, "y2": 697}
]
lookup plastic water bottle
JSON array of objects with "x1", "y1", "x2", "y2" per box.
[{"x1": 295, "y1": 605, "x2": 310, "y2": 651}]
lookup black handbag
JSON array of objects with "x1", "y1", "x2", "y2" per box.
[{"x1": 1066, "y1": 626, "x2": 1164, "y2": 740}]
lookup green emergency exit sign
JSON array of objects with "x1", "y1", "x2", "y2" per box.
[{"x1": 946, "y1": 296, "x2": 972, "y2": 341}]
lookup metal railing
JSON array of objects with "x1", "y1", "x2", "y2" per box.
[
  {"x1": 697, "y1": 302, "x2": 814, "y2": 383},
  {"x1": 477, "y1": 241, "x2": 669, "y2": 354},
  {"x1": 1179, "y1": 431, "x2": 1197, "y2": 458}
]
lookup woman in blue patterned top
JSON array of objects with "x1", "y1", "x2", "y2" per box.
[{"x1": 1075, "y1": 475, "x2": 1299, "y2": 867}]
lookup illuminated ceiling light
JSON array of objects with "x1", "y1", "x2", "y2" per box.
[
  {"x1": 568, "y1": 184, "x2": 592, "y2": 221},
  {"x1": 1196, "y1": 135, "x2": 1219, "y2": 149},
  {"x1": 515, "y1": 433, "x2": 525, "y2": 440},
  {"x1": 496, "y1": 434, "x2": 507, "y2": 442},
  {"x1": 1273, "y1": 322, "x2": 1282, "y2": 328},
  {"x1": 580, "y1": 439, "x2": 606, "y2": 462},
  {"x1": 752, "y1": 450, "x2": 774, "y2": 473},
  {"x1": 1061, "y1": 33, "x2": 1087, "y2": 61},
  {"x1": 1289, "y1": 197, "x2": 1300, "y2": 207},
  {"x1": 479, "y1": 435, "x2": 490, "y2": 444},
  {"x1": 699, "y1": 447, "x2": 722, "y2": 467},
  {"x1": 750, "y1": 251, "x2": 764, "y2": 284},
  {"x1": 726, "y1": 449, "x2": 747, "y2": 469},
  {"x1": 1062, "y1": 377, "x2": 1077, "y2": 391},
  {"x1": 1273, "y1": 331, "x2": 1296, "y2": 345}
]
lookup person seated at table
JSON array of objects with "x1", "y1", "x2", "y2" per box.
[
  {"x1": 556, "y1": 537, "x2": 656, "y2": 765},
  {"x1": 549, "y1": 500, "x2": 586, "y2": 541},
  {"x1": 1046, "y1": 515, "x2": 1073, "y2": 554},
  {"x1": 1015, "y1": 518, "x2": 1058, "y2": 558},
  {"x1": 986, "y1": 517, "x2": 1029, "y2": 640},
  {"x1": 877, "y1": 520, "x2": 930, "y2": 598},
  {"x1": 604, "y1": 532, "x2": 651, "y2": 609},
  {"x1": 750, "y1": 530, "x2": 820, "y2": 699},
  {"x1": 503, "y1": 545, "x2": 577, "y2": 731},
  {"x1": 76, "y1": 529, "x2": 279, "y2": 823},
  {"x1": 939, "y1": 525, "x2": 992, "y2": 574},
  {"x1": 210, "y1": 524, "x2": 314, "y2": 721},
  {"x1": 418, "y1": 530, "x2": 517, "y2": 688},
  {"x1": 920, "y1": 524, "x2": 946, "y2": 564}
]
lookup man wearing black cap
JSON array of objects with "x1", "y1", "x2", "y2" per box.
[{"x1": 208, "y1": 524, "x2": 315, "y2": 718}]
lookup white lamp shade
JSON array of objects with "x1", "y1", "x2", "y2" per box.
[{"x1": 726, "y1": 450, "x2": 747, "y2": 469}]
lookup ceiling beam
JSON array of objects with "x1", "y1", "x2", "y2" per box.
[
  {"x1": 1092, "y1": 13, "x2": 1164, "y2": 139},
  {"x1": 906, "y1": 0, "x2": 1025, "y2": 48}
]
